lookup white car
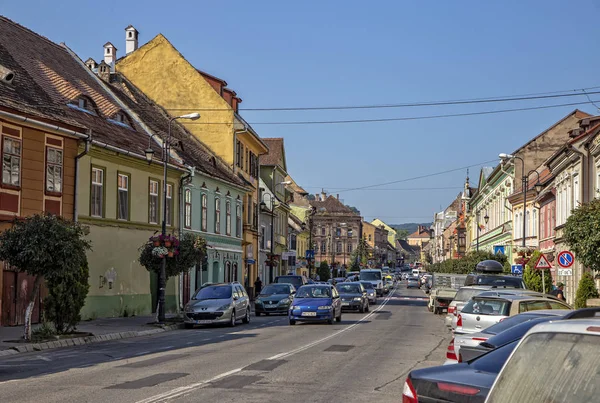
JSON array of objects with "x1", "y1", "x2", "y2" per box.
[
  {"x1": 445, "y1": 286, "x2": 492, "y2": 328},
  {"x1": 485, "y1": 318, "x2": 600, "y2": 402}
]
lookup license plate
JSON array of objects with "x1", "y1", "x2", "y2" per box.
[
  {"x1": 342, "y1": 302, "x2": 350, "y2": 306},
  {"x1": 265, "y1": 304, "x2": 276, "y2": 308},
  {"x1": 195, "y1": 320, "x2": 212, "y2": 324},
  {"x1": 301, "y1": 312, "x2": 317, "y2": 317}
]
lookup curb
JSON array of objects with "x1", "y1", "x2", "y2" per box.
[{"x1": 0, "y1": 323, "x2": 184, "y2": 357}]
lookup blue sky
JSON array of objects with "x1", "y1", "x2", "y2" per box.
[{"x1": 4, "y1": 1, "x2": 600, "y2": 224}]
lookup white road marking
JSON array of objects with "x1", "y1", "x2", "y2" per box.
[
  {"x1": 136, "y1": 289, "x2": 397, "y2": 403},
  {"x1": 37, "y1": 355, "x2": 52, "y2": 362},
  {"x1": 157, "y1": 346, "x2": 174, "y2": 350},
  {"x1": 134, "y1": 351, "x2": 151, "y2": 356}
]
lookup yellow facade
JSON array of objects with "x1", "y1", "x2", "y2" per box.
[
  {"x1": 371, "y1": 218, "x2": 397, "y2": 246},
  {"x1": 117, "y1": 34, "x2": 268, "y2": 292}
]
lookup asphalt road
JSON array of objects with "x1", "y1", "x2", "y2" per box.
[{"x1": 0, "y1": 285, "x2": 450, "y2": 403}]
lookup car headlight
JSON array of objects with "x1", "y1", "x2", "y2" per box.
[
  {"x1": 318, "y1": 306, "x2": 332, "y2": 310},
  {"x1": 279, "y1": 298, "x2": 291, "y2": 305},
  {"x1": 353, "y1": 297, "x2": 362, "y2": 301},
  {"x1": 217, "y1": 304, "x2": 231, "y2": 311},
  {"x1": 184, "y1": 305, "x2": 193, "y2": 313}
]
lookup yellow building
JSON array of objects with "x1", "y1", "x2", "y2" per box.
[
  {"x1": 371, "y1": 218, "x2": 397, "y2": 248},
  {"x1": 117, "y1": 33, "x2": 269, "y2": 294}
]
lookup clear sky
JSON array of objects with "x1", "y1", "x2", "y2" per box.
[{"x1": 4, "y1": 1, "x2": 600, "y2": 224}]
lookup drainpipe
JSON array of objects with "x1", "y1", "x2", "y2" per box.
[{"x1": 74, "y1": 130, "x2": 92, "y2": 222}]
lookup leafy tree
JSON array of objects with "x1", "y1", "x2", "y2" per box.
[
  {"x1": 395, "y1": 229, "x2": 410, "y2": 240},
  {"x1": 522, "y1": 250, "x2": 552, "y2": 293},
  {"x1": 317, "y1": 261, "x2": 330, "y2": 281},
  {"x1": 0, "y1": 215, "x2": 92, "y2": 341},
  {"x1": 564, "y1": 199, "x2": 600, "y2": 272},
  {"x1": 426, "y1": 250, "x2": 508, "y2": 274},
  {"x1": 575, "y1": 272, "x2": 599, "y2": 308}
]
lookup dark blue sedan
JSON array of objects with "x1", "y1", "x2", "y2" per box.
[{"x1": 289, "y1": 285, "x2": 342, "y2": 325}]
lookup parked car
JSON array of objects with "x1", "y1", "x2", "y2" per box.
[
  {"x1": 289, "y1": 284, "x2": 342, "y2": 325},
  {"x1": 274, "y1": 275, "x2": 309, "y2": 289},
  {"x1": 184, "y1": 282, "x2": 251, "y2": 328},
  {"x1": 336, "y1": 282, "x2": 369, "y2": 313},
  {"x1": 254, "y1": 283, "x2": 296, "y2": 316},
  {"x1": 464, "y1": 260, "x2": 526, "y2": 289},
  {"x1": 486, "y1": 318, "x2": 600, "y2": 403},
  {"x1": 360, "y1": 281, "x2": 377, "y2": 305},
  {"x1": 359, "y1": 269, "x2": 384, "y2": 296},
  {"x1": 446, "y1": 286, "x2": 494, "y2": 328},
  {"x1": 404, "y1": 339, "x2": 520, "y2": 403},
  {"x1": 455, "y1": 291, "x2": 571, "y2": 335},
  {"x1": 407, "y1": 276, "x2": 420, "y2": 289}
]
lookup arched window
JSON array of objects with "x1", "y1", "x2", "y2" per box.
[
  {"x1": 525, "y1": 210, "x2": 530, "y2": 239},
  {"x1": 215, "y1": 197, "x2": 221, "y2": 234},
  {"x1": 232, "y1": 263, "x2": 238, "y2": 282},
  {"x1": 532, "y1": 209, "x2": 538, "y2": 237},
  {"x1": 225, "y1": 261, "x2": 232, "y2": 283},
  {"x1": 184, "y1": 189, "x2": 192, "y2": 229},
  {"x1": 236, "y1": 204, "x2": 242, "y2": 238},
  {"x1": 225, "y1": 200, "x2": 231, "y2": 236},
  {"x1": 201, "y1": 194, "x2": 208, "y2": 231}
]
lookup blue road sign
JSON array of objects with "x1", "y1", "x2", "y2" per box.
[
  {"x1": 305, "y1": 249, "x2": 315, "y2": 259},
  {"x1": 511, "y1": 264, "x2": 523, "y2": 275},
  {"x1": 557, "y1": 251, "x2": 574, "y2": 268},
  {"x1": 494, "y1": 246, "x2": 505, "y2": 255}
]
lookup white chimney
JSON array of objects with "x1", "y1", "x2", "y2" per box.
[
  {"x1": 103, "y1": 42, "x2": 117, "y2": 71},
  {"x1": 125, "y1": 25, "x2": 139, "y2": 55}
]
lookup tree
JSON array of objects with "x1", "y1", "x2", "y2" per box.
[
  {"x1": 564, "y1": 199, "x2": 600, "y2": 272},
  {"x1": 139, "y1": 233, "x2": 206, "y2": 316},
  {"x1": 350, "y1": 238, "x2": 371, "y2": 267},
  {"x1": 426, "y1": 250, "x2": 508, "y2": 274},
  {"x1": 522, "y1": 250, "x2": 552, "y2": 293},
  {"x1": 317, "y1": 261, "x2": 330, "y2": 281},
  {"x1": 395, "y1": 229, "x2": 410, "y2": 240},
  {"x1": 0, "y1": 214, "x2": 92, "y2": 341},
  {"x1": 574, "y1": 272, "x2": 599, "y2": 308}
]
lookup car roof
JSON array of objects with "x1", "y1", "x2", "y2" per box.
[
  {"x1": 459, "y1": 285, "x2": 494, "y2": 290},
  {"x1": 473, "y1": 293, "x2": 567, "y2": 303},
  {"x1": 524, "y1": 318, "x2": 600, "y2": 336}
]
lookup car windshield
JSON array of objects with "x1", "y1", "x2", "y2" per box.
[
  {"x1": 295, "y1": 286, "x2": 331, "y2": 298},
  {"x1": 275, "y1": 276, "x2": 303, "y2": 288},
  {"x1": 482, "y1": 312, "x2": 559, "y2": 336},
  {"x1": 336, "y1": 284, "x2": 361, "y2": 293},
  {"x1": 361, "y1": 282, "x2": 374, "y2": 289},
  {"x1": 261, "y1": 284, "x2": 291, "y2": 295},
  {"x1": 487, "y1": 332, "x2": 600, "y2": 403},
  {"x1": 461, "y1": 298, "x2": 510, "y2": 316},
  {"x1": 476, "y1": 276, "x2": 524, "y2": 288},
  {"x1": 360, "y1": 271, "x2": 381, "y2": 281},
  {"x1": 483, "y1": 317, "x2": 554, "y2": 348},
  {"x1": 193, "y1": 285, "x2": 232, "y2": 300},
  {"x1": 469, "y1": 339, "x2": 519, "y2": 373},
  {"x1": 455, "y1": 288, "x2": 488, "y2": 302}
]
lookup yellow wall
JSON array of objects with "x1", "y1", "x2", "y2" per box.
[
  {"x1": 117, "y1": 35, "x2": 235, "y2": 165},
  {"x1": 371, "y1": 218, "x2": 397, "y2": 246}
]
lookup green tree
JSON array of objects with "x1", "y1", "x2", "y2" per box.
[
  {"x1": 395, "y1": 229, "x2": 410, "y2": 240},
  {"x1": 426, "y1": 250, "x2": 508, "y2": 274},
  {"x1": 564, "y1": 199, "x2": 600, "y2": 272},
  {"x1": 575, "y1": 272, "x2": 600, "y2": 308},
  {"x1": 317, "y1": 261, "x2": 330, "y2": 281},
  {"x1": 0, "y1": 214, "x2": 92, "y2": 340}
]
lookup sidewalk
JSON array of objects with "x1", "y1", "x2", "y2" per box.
[{"x1": 0, "y1": 315, "x2": 183, "y2": 356}]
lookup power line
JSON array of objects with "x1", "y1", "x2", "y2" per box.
[
  {"x1": 335, "y1": 159, "x2": 499, "y2": 194},
  {"x1": 302, "y1": 186, "x2": 462, "y2": 191}
]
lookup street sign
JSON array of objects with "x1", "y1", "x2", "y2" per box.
[
  {"x1": 534, "y1": 253, "x2": 552, "y2": 270},
  {"x1": 305, "y1": 249, "x2": 315, "y2": 259},
  {"x1": 511, "y1": 264, "x2": 523, "y2": 275},
  {"x1": 557, "y1": 251, "x2": 574, "y2": 268},
  {"x1": 494, "y1": 246, "x2": 505, "y2": 255},
  {"x1": 558, "y1": 268, "x2": 573, "y2": 276}
]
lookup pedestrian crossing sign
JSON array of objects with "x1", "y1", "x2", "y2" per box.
[{"x1": 534, "y1": 254, "x2": 552, "y2": 270}]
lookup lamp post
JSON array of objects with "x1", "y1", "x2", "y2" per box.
[
  {"x1": 476, "y1": 209, "x2": 489, "y2": 252},
  {"x1": 499, "y1": 154, "x2": 543, "y2": 248},
  {"x1": 144, "y1": 112, "x2": 200, "y2": 323}
]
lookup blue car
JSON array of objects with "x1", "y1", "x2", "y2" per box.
[{"x1": 289, "y1": 285, "x2": 342, "y2": 325}]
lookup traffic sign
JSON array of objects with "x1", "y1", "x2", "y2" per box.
[
  {"x1": 534, "y1": 253, "x2": 552, "y2": 270},
  {"x1": 511, "y1": 264, "x2": 523, "y2": 275},
  {"x1": 305, "y1": 249, "x2": 315, "y2": 259},
  {"x1": 558, "y1": 268, "x2": 573, "y2": 276},
  {"x1": 557, "y1": 251, "x2": 574, "y2": 268}
]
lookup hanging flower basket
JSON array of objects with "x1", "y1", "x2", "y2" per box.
[
  {"x1": 168, "y1": 251, "x2": 174, "y2": 257},
  {"x1": 139, "y1": 233, "x2": 208, "y2": 278}
]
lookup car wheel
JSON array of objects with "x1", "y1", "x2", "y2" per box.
[
  {"x1": 229, "y1": 310, "x2": 236, "y2": 327},
  {"x1": 184, "y1": 323, "x2": 194, "y2": 329},
  {"x1": 365, "y1": 301, "x2": 370, "y2": 312},
  {"x1": 359, "y1": 303, "x2": 365, "y2": 313},
  {"x1": 242, "y1": 309, "x2": 250, "y2": 324},
  {"x1": 255, "y1": 312, "x2": 261, "y2": 317},
  {"x1": 336, "y1": 311, "x2": 342, "y2": 322},
  {"x1": 327, "y1": 310, "x2": 334, "y2": 324},
  {"x1": 289, "y1": 319, "x2": 296, "y2": 325}
]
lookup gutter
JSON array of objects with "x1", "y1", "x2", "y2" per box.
[
  {"x1": 0, "y1": 109, "x2": 88, "y2": 140},
  {"x1": 74, "y1": 130, "x2": 92, "y2": 222}
]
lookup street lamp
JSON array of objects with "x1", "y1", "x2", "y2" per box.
[
  {"x1": 145, "y1": 112, "x2": 200, "y2": 323},
  {"x1": 499, "y1": 153, "x2": 543, "y2": 248}
]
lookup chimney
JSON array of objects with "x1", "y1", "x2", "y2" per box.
[
  {"x1": 125, "y1": 25, "x2": 139, "y2": 55},
  {"x1": 85, "y1": 58, "x2": 98, "y2": 71},
  {"x1": 97, "y1": 60, "x2": 111, "y2": 82},
  {"x1": 321, "y1": 191, "x2": 326, "y2": 201},
  {"x1": 336, "y1": 194, "x2": 339, "y2": 199},
  {"x1": 103, "y1": 42, "x2": 117, "y2": 71}
]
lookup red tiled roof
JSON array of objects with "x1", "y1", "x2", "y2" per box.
[
  {"x1": 309, "y1": 195, "x2": 359, "y2": 215},
  {"x1": 261, "y1": 138, "x2": 284, "y2": 167}
]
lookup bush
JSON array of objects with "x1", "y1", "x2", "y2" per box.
[
  {"x1": 426, "y1": 250, "x2": 508, "y2": 274},
  {"x1": 575, "y1": 273, "x2": 599, "y2": 309},
  {"x1": 317, "y1": 261, "x2": 330, "y2": 281}
]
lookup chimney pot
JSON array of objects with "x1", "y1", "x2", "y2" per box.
[
  {"x1": 103, "y1": 42, "x2": 117, "y2": 72},
  {"x1": 125, "y1": 25, "x2": 139, "y2": 55},
  {"x1": 336, "y1": 194, "x2": 339, "y2": 199}
]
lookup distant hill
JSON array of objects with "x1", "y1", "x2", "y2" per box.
[{"x1": 390, "y1": 223, "x2": 432, "y2": 233}]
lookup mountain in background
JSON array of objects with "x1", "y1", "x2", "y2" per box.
[{"x1": 391, "y1": 223, "x2": 432, "y2": 239}]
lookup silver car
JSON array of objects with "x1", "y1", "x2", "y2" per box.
[
  {"x1": 445, "y1": 286, "x2": 493, "y2": 328},
  {"x1": 455, "y1": 291, "x2": 571, "y2": 335},
  {"x1": 184, "y1": 282, "x2": 251, "y2": 328},
  {"x1": 360, "y1": 281, "x2": 378, "y2": 304}
]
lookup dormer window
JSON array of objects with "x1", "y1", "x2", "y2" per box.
[
  {"x1": 68, "y1": 96, "x2": 96, "y2": 115},
  {"x1": 78, "y1": 98, "x2": 87, "y2": 109},
  {"x1": 108, "y1": 110, "x2": 132, "y2": 128},
  {"x1": 115, "y1": 112, "x2": 125, "y2": 123}
]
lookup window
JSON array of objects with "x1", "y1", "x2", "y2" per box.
[
  {"x1": 45, "y1": 147, "x2": 63, "y2": 194},
  {"x1": 253, "y1": 202, "x2": 258, "y2": 229},
  {"x1": 149, "y1": 180, "x2": 159, "y2": 224},
  {"x1": 201, "y1": 194, "x2": 207, "y2": 231},
  {"x1": 240, "y1": 143, "x2": 244, "y2": 170},
  {"x1": 368, "y1": 234, "x2": 372, "y2": 242},
  {"x1": 532, "y1": 209, "x2": 537, "y2": 237},
  {"x1": 347, "y1": 243, "x2": 353, "y2": 253},
  {"x1": 2, "y1": 136, "x2": 21, "y2": 187},
  {"x1": 320, "y1": 242, "x2": 326, "y2": 253},
  {"x1": 225, "y1": 200, "x2": 231, "y2": 236},
  {"x1": 321, "y1": 227, "x2": 325, "y2": 236},
  {"x1": 215, "y1": 197, "x2": 221, "y2": 234},
  {"x1": 260, "y1": 226, "x2": 266, "y2": 249},
  {"x1": 91, "y1": 167, "x2": 104, "y2": 217},
  {"x1": 184, "y1": 189, "x2": 192, "y2": 229},
  {"x1": 573, "y1": 174, "x2": 580, "y2": 208},
  {"x1": 235, "y1": 141, "x2": 240, "y2": 167},
  {"x1": 337, "y1": 242, "x2": 342, "y2": 253},
  {"x1": 247, "y1": 195, "x2": 252, "y2": 224},
  {"x1": 336, "y1": 227, "x2": 341, "y2": 236},
  {"x1": 79, "y1": 98, "x2": 88, "y2": 109},
  {"x1": 236, "y1": 204, "x2": 242, "y2": 238},
  {"x1": 117, "y1": 173, "x2": 129, "y2": 220},
  {"x1": 245, "y1": 148, "x2": 249, "y2": 173},
  {"x1": 290, "y1": 234, "x2": 297, "y2": 250},
  {"x1": 525, "y1": 210, "x2": 530, "y2": 239},
  {"x1": 166, "y1": 184, "x2": 173, "y2": 226}
]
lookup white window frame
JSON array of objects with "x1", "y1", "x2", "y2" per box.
[
  {"x1": 91, "y1": 167, "x2": 104, "y2": 217},
  {"x1": 117, "y1": 173, "x2": 129, "y2": 220},
  {"x1": 184, "y1": 188, "x2": 192, "y2": 229},
  {"x1": 149, "y1": 180, "x2": 159, "y2": 224},
  {"x1": 2, "y1": 135, "x2": 21, "y2": 187},
  {"x1": 165, "y1": 183, "x2": 173, "y2": 226}
]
